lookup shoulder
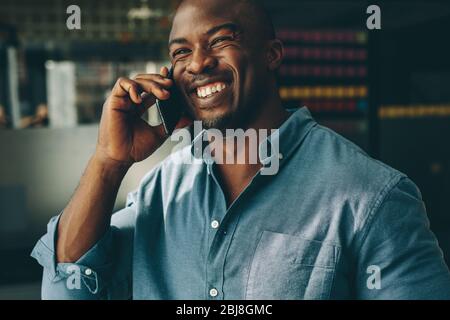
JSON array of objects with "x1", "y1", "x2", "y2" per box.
[
  {"x1": 299, "y1": 124, "x2": 410, "y2": 230},
  {"x1": 305, "y1": 123, "x2": 405, "y2": 187}
]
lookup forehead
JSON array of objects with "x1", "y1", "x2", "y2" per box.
[{"x1": 169, "y1": 1, "x2": 242, "y2": 42}]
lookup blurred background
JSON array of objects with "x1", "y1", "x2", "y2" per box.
[{"x1": 0, "y1": 0, "x2": 449, "y2": 299}]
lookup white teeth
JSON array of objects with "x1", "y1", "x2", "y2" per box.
[{"x1": 196, "y1": 82, "x2": 227, "y2": 98}]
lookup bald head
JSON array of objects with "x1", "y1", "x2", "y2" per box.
[
  {"x1": 235, "y1": 0, "x2": 276, "y2": 40},
  {"x1": 173, "y1": 0, "x2": 276, "y2": 42}
]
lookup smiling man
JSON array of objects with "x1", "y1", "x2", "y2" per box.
[{"x1": 31, "y1": 0, "x2": 450, "y2": 300}]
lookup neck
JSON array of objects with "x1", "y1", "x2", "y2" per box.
[
  {"x1": 208, "y1": 87, "x2": 290, "y2": 169},
  {"x1": 248, "y1": 90, "x2": 290, "y2": 133}
]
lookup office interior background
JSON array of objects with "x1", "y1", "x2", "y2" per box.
[{"x1": 0, "y1": 0, "x2": 449, "y2": 299}]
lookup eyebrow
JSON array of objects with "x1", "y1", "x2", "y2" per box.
[
  {"x1": 168, "y1": 22, "x2": 242, "y2": 49},
  {"x1": 206, "y1": 22, "x2": 241, "y2": 36}
]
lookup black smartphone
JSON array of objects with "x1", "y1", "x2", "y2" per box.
[{"x1": 155, "y1": 67, "x2": 186, "y2": 136}]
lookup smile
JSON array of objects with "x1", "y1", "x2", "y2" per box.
[{"x1": 196, "y1": 82, "x2": 227, "y2": 99}]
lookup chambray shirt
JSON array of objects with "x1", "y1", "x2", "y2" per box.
[{"x1": 31, "y1": 107, "x2": 450, "y2": 300}]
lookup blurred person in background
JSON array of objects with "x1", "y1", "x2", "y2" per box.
[
  {"x1": 20, "y1": 104, "x2": 49, "y2": 128},
  {"x1": 0, "y1": 105, "x2": 9, "y2": 128}
]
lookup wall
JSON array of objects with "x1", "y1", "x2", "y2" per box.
[{"x1": 0, "y1": 125, "x2": 176, "y2": 250}]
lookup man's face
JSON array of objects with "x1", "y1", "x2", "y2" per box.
[{"x1": 168, "y1": 0, "x2": 269, "y2": 130}]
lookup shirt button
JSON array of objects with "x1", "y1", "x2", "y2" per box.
[
  {"x1": 211, "y1": 220, "x2": 220, "y2": 229},
  {"x1": 209, "y1": 288, "x2": 218, "y2": 297},
  {"x1": 85, "y1": 268, "x2": 92, "y2": 276}
]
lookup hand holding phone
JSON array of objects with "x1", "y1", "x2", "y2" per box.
[
  {"x1": 156, "y1": 66, "x2": 190, "y2": 136},
  {"x1": 96, "y1": 69, "x2": 177, "y2": 165}
]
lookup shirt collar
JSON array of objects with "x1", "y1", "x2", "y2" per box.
[{"x1": 190, "y1": 107, "x2": 317, "y2": 170}]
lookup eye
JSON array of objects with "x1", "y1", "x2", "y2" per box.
[
  {"x1": 210, "y1": 35, "x2": 234, "y2": 47},
  {"x1": 172, "y1": 48, "x2": 191, "y2": 58}
]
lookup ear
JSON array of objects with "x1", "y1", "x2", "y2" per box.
[{"x1": 266, "y1": 39, "x2": 284, "y2": 71}]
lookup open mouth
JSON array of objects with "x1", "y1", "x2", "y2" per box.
[
  {"x1": 195, "y1": 82, "x2": 227, "y2": 99},
  {"x1": 188, "y1": 79, "x2": 232, "y2": 110}
]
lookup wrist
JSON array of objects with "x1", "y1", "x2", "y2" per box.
[{"x1": 92, "y1": 150, "x2": 133, "y2": 177}]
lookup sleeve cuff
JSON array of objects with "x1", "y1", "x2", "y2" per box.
[{"x1": 30, "y1": 214, "x2": 115, "y2": 295}]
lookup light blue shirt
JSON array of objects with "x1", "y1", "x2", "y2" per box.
[{"x1": 31, "y1": 107, "x2": 450, "y2": 299}]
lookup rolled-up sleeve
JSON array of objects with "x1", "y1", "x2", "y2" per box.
[
  {"x1": 355, "y1": 177, "x2": 450, "y2": 299},
  {"x1": 31, "y1": 192, "x2": 136, "y2": 300}
]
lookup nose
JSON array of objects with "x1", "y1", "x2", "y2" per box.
[{"x1": 186, "y1": 47, "x2": 218, "y2": 75}]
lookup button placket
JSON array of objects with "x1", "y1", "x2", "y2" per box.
[{"x1": 205, "y1": 154, "x2": 261, "y2": 300}]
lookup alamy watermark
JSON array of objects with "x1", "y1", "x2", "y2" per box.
[
  {"x1": 366, "y1": 5, "x2": 381, "y2": 30},
  {"x1": 66, "y1": 5, "x2": 81, "y2": 30},
  {"x1": 169, "y1": 121, "x2": 281, "y2": 176},
  {"x1": 65, "y1": 4, "x2": 381, "y2": 31},
  {"x1": 66, "y1": 265, "x2": 81, "y2": 290},
  {"x1": 366, "y1": 265, "x2": 382, "y2": 290}
]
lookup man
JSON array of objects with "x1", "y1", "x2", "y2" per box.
[{"x1": 32, "y1": 0, "x2": 450, "y2": 299}]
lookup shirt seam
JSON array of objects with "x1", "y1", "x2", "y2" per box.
[
  {"x1": 355, "y1": 174, "x2": 407, "y2": 255},
  {"x1": 244, "y1": 230, "x2": 266, "y2": 300},
  {"x1": 325, "y1": 246, "x2": 341, "y2": 299}
]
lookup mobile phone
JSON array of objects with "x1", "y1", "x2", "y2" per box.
[{"x1": 155, "y1": 67, "x2": 186, "y2": 136}]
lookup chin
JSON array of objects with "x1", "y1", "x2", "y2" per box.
[
  {"x1": 201, "y1": 115, "x2": 232, "y2": 130},
  {"x1": 199, "y1": 109, "x2": 235, "y2": 130}
]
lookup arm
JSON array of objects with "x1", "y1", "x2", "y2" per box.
[
  {"x1": 56, "y1": 153, "x2": 130, "y2": 263},
  {"x1": 30, "y1": 67, "x2": 186, "y2": 299},
  {"x1": 57, "y1": 69, "x2": 173, "y2": 263},
  {"x1": 354, "y1": 177, "x2": 450, "y2": 299},
  {"x1": 32, "y1": 201, "x2": 136, "y2": 300}
]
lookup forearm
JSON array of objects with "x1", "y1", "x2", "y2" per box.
[{"x1": 56, "y1": 152, "x2": 131, "y2": 263}]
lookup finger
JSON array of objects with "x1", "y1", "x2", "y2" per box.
[
  {"x1": 133, "y1": 78, "x2": 171, "y2": 101},
  {"x1": 160, "y1": 66, "x2": 169, "y2": 77},
  {"x1": 128, "y1": 85, "x2": 142, "y2": 104},
  {"x1": 112, "y1": 77, "x2": 142, "y2": 104},
  {"x1": 134, "y1": 93, "x2": 157, "y2": 117},
  {"x1": 134, "y1": 73, "x2": 173, "y2": 87}
]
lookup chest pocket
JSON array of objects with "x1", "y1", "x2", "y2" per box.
[{"x1": 245, "y1": 230, "x2": 340, "y2": 300}]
